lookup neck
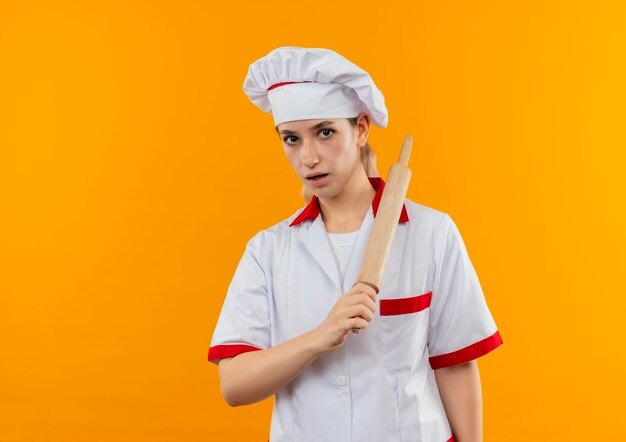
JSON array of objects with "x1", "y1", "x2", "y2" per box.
[{"x1": 318, "y1": 166, "x2": 376, "y2": 233}]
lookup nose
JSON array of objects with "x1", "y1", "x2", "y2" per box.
[{"x1": 300, "y1": 138, "x2": 320, "y2": 168}]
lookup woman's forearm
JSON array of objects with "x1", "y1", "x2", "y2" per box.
[
  {"x1": 217, "y1": 283, "x2": 378, "y2": 407},
  {"x1": 434, "y1": 360, "x2": 483, "y2": 442},
  {"x1": 218, "y1": 328, "x2": 324, "y2": 406}
]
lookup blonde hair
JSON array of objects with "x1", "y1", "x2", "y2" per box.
[{"x1": 299, "y1": 116, "x2": 379, "y2": 204}]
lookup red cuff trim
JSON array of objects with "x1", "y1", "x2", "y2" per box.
[
  {"x1": 207, "y1": 344, "x2": 263, "y2": 362},
  {"x1": 447, "y1": 436, "x2": 455, "y2": 442},
  {"x1": 380, "y1": 291, "x2": 432, "y2": 316},
  {"x1": 429, "y1": 330, "x2": 503, "y2": 369}
]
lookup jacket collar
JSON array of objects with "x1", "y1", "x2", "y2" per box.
[{"x1": 289, "y1": 176, "x2": 409, "y2": 227}]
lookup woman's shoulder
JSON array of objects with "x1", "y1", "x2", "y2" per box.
[
  {"x1": 403, "y1": 199, "x2": 475, "y2": 252},
  {"x1": 241, "y1": 205, "x2": 308, "y2": 248},
  {"x1": 403, "y1": 198, "x2": 450, "y2": 229}
]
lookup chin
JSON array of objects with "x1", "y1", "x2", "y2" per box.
[{"x1": 312, "y1": 188, "x2": 336, "y2": 200}]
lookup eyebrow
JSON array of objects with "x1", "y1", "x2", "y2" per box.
[{"x1": 278, "y1": 120, "x2": 336, "y2": 135}]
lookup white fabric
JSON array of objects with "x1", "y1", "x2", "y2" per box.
[
  {"x1": 208, "y1": 197, "x2": 502, "y2": 442},
  {"x1": 326, "y1": 229, "x2": 359, "y2": 283},
  {"x1": 243, "y1": 46, "x2": 389, "y2": 128}
]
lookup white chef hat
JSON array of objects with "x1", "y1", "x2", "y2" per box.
[{"x1": 243, "y1": 46, "x2": 389, "y2": 128}]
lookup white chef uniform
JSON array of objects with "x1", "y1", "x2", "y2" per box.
[
  {"x1": 208, "y1": 178, "x2": 503, "y2": 442},
  {"x1": 208, "y1": 46, "x2": 503, "y2": 442}
]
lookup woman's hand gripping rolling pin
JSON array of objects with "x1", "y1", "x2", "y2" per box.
[{"x1": 313, "y1": 283, "x2": 377, "y2": 353}]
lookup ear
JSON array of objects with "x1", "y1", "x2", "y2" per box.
[{"x1": 356, "y1": 112, "x2": 370, "y2": 148}]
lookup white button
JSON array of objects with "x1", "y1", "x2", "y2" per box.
[{"x1": 336, "y1": 375, "x2": 347, "y2": 386}]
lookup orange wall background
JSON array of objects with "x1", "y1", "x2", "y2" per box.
[{"x1": 1, "y1": 1, "x2": 624, "y2": 441}]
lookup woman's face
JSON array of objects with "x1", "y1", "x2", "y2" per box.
[{"x1": 277, "y1": 112, "x2": 370, "y2": 199}]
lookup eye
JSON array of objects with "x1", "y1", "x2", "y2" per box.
[
  {"x1": 319, "y1": 128, "x2": 335, "y2": 138},
  {"x1": 283, "y1": 135, "x2": 299, "y2": 145}
]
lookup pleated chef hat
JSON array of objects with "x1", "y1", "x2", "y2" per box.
[{"x1": 243, "y1": 46, "x2": 388, "y2": 128}]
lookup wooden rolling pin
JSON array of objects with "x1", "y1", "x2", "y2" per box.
[{"x1": 352, "y1": 135, "x2": 413, "y2": 334}]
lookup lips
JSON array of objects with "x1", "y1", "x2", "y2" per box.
[{"x1": 306, "y1": 173, "x2": 328, "y2": 180}]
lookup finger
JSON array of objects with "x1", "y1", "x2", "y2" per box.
[
  {"x1": 348, "y1": 317, "x2": 368, "y2": 330},
  {"x1": 353, "y1": 281, "x2": 377, "y2": 297},
  {"x1": 355, "y1": 293, "x2": 377, "y2": 312},
  {"x1": 351, "y1": 284, "x2": 377, "y2": 302},
  {"x1": 349, "y1": 304, "x2": 374, "y2": 322},
  {"x1": 345, "y1": 293, "x2": 377, "y2": 314},
  {"x1": 358, "y1": 293, "x2": 377, "y2": 312}
]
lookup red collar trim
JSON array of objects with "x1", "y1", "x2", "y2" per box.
[{"x1": 289, "y1": 177, "x2": 410, "y2": 227}]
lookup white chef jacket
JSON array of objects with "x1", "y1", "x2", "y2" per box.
[{"x1": 208, "y1": 177, "x2": 503, "y2": 442}]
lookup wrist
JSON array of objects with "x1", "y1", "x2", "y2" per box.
[{"x1": 304, "y1": 327, "x2": 327, "y2": 357}]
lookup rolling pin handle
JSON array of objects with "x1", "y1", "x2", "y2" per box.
[{"x1": 398, "y1": 135, "x2": 413, "y2": 166}]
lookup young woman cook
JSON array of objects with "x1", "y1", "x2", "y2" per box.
[{"x1": 208, "y1": 46, "x2": 504, "y2": 442}]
